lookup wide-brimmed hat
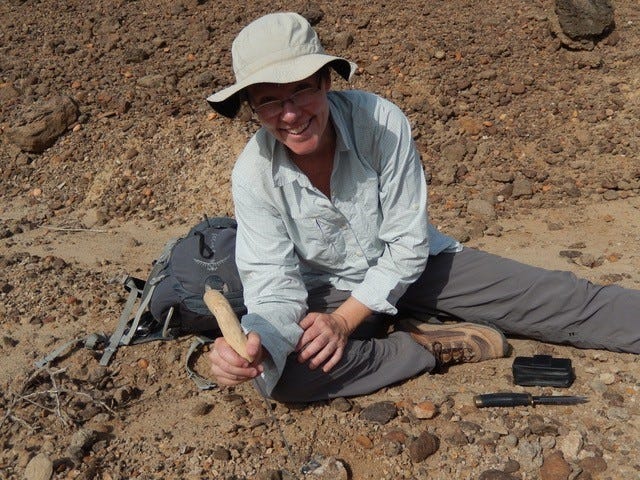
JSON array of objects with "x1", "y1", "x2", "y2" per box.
[{"x1": 206, "y1": 12, "x2": 357, "y2": 118}]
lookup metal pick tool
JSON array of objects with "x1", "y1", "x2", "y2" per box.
[{"x1": 474, "y1": 392, "x2": 588, "y2": 408}]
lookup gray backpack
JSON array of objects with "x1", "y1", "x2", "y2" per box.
[{"x1": 37, "y1": 216, "x2": 246, "y2": 390}]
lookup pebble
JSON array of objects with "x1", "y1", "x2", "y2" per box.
[
  {"x1": 539, "y1": 451, "x2": 571, "y2": 480},
  {"x1": 254, "y1": 470, "x2": 282, "y2": 480},
  {"x1": 509, "y1": 82, "x2": 526, "y2": 95},
  {"x1": 503, "y1": 434, "x2": 519, "y2": 448},
  {"x1": 354, "y1": 434, "x2": 374, "y2": 449},
  {"x1": 330, "y1": 397, "x2": 352, "y2": 412},
  {"x1": 359, "y1": 401, "x2": 397, "y2": 424},
  {"x1": 528, "y1": 415, "x2": 559, "y2": 435},
  {"x1": 442, "y1": 422, "x2": 469, "y2": 446},
  {"x1": 457, "y1": 116, "x2": 483, "y2": 135},
  {"x1": 70, "y1": 428, "x2": 97, "y2": 451},
  {"x1": 383, "y1": 429, "x2": 408, "y2": 444},
  {"x1": 137, "y1": 74, "x2": 165, "y2": 88},
  {"x1": 558, "y1": 430, "x2": 583, "y2": 461},
  {"x1": 413, "y1": 400, "x2": 438, "y2": 419},
  {"x1": 211, "y1": 446, "x2": 230, "y2": 461},
  {"x1": 24, "y1": 453, "x2": 53, "y2": 480},
  {"x1": 383, "y1": 440, "x2": 402, "y2": 457},
  {"x1": 518, "y1": 439, "x2": 542, "y2": 465},
  {"x1": 599, "y1": 372, "x2": 616, "y2": 385},
  {"x1": 478, "y1": 470, "x2": 518, "y2": 480},
  {"x1": 137, "y1": 358, "x2": 149, "y2": 369},
  {"x1": 601, "y1": 391, "x2": 624, "y2": 407},
  {"x1": 441, "y1": 141, "x2": 467, "y2": 163},
  {"x1": 512, "y1": 177, "x2": 533, "y2": 197},
  {"x1": 407, "y1": 431, "x2": 439, "y2": 463},
  {"x1": 467, "y1": 199, "x2": 496, "y2": 220},
  {"x1": 503, "y1": 458, "x2": 520, "y2": 473},
  {"x1": 578, "y1": 454, "x2": 607, "y2": 474},
  {"x1": 191, "y1": 401, "x2": 212, "y2": 417},
  {"x1": 589, "y1": 379, "x2": 608, "y2": 394},
  {"x1": 605, "y1": 406, "x2": 629, "y2": 421},
  {"x1": 303, "y1": 456, "x2": 349, "y2": 480}
]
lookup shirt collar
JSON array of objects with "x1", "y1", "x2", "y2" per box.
[{"x1": 267, "y1": 92, "x2": 352, "y2": 188}]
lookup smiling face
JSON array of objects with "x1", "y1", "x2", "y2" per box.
[{"x1": 246, "y1": 71, "x2": 333, "y2": 159}]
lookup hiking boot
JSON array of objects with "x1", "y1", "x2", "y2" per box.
[{"x1": 395, "y1": 318, "x2": 509, "y2": 366}]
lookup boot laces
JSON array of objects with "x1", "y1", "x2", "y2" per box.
[{"x1": 432, "y1": 341, "x2": 474, "y2": 365}]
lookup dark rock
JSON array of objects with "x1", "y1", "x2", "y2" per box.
[
  {"x1": 2, "y1": 336, "x2": 19, "y2": 347},
  {"x1": 123, "y1": 47, "x2": 150, "y2": 63},
  {"x1": 529, "y1": 415, "x2": 560, "y2": 435},
  {"x1": 212, "y1": 445, "x2": 231, "y2": 461},
  {"x1": 559, "y1": 250, "x2": 582, "y2": 259},
  {"x1": 601, "y1": 391, "x2": 624, "y2": 407},
  {"x1": 5, "y1": 96, "x2": 79, "y2": 153},
  {"x1": 359, "y1": 401, "x2": 397, "y2": 424},
  {"x1": 478, "y1": 469, "x2": 519, "y2": 480},
  {"x1": 407, "y1": 431, "x2": 439, "y2": 463},
  {"x1": 300, "y1": 2, "x2": 324, "y2": 25},
  {"x1": 555, "y1": 0, "x2": 615, "y2": 40},
  {"x1": 191, "y1": 401, "x2": 212, "y2": 416},
  {"x1": 503, "y1": 459, "x2": 521, "y2": 473},
  {"x1": 254, "y1": 470, "x2": 283, "y2": 480}
]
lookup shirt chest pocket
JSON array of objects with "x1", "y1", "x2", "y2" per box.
[{"x1": 288, "y1": 214, "x2": 347, "y2": 267}]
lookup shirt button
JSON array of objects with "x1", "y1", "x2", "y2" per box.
[{"x1": 355, "y1": 251, "x2": 363, "y2": 257}]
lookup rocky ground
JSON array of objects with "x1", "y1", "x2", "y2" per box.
[{"x1": 1, "y1": 1, "x2": 639, "y2": 479}]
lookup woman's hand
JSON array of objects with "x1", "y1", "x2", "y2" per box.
[
  {"x1": 295, "y1": 296, "x2": 374, "y2": 372},
  {"x1": 295, "y1": 312, "x2": 351, "y2": 372},
  {"x1": 208, "y1": 331, "x2": 264, "y2": 386}
]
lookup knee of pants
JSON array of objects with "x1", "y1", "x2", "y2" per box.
[
  {"x1": 270, "y1": 332, "x2": 436, "y2": 403},
  {"x1": 390, "y1": 331, "x2": 437, "y2": 373}
]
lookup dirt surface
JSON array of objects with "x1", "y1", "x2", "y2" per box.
[{"x1": 1, "y1": 1, "x2": 640, "y2": 479}]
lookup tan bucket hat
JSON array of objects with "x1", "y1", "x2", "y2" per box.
[{"x1": 206, "y1": 12, "x2": 357, "y2": 118}]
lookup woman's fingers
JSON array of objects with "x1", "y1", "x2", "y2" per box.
[{"x1": 208, "y1": 337, "x2": 260, "y2": 385}]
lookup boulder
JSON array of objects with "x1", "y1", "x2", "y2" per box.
[{"x1": 5, "y1": 96, "x2": 78, "y2": 153}]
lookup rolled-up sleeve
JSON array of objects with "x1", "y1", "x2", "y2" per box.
[{"x1": 232, "y1": 171, "x2": 306, "y2": 394}]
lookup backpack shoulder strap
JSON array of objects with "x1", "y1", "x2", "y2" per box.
[
  {"x1": 99, "y1": 276, "x2": 144, "y2": 365},
  {"x1": 185, "y1": 335, "x2": 218, "y2": 390}
]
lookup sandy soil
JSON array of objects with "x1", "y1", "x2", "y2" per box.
[{"x1": 1, "y1": 1, "x2": 639, "y2": 479}]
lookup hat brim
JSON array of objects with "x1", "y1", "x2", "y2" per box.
[{"x1": 207, "y1": 55, "x2": 357, "y2": 118}]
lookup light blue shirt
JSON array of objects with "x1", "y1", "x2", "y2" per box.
[{"x1": 231, "y1": 90, "x2": 460, "y2": 394}]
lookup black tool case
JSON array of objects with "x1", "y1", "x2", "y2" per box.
[{"x1": 512, "y1": 354, "x2": 575, "y2": 387}]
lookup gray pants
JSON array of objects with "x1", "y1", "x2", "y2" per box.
[{"x1": 270, "y1": 247, "x2": 640, "y2": 402}]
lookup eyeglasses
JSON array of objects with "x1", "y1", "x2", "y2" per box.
[{"x1": 250, "y1": 79, "x2": 323, "y2": 119}]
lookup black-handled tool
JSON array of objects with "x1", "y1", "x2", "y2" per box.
[{"x1": 474, "y1": 392, "x2": 588, "y2": 408}]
